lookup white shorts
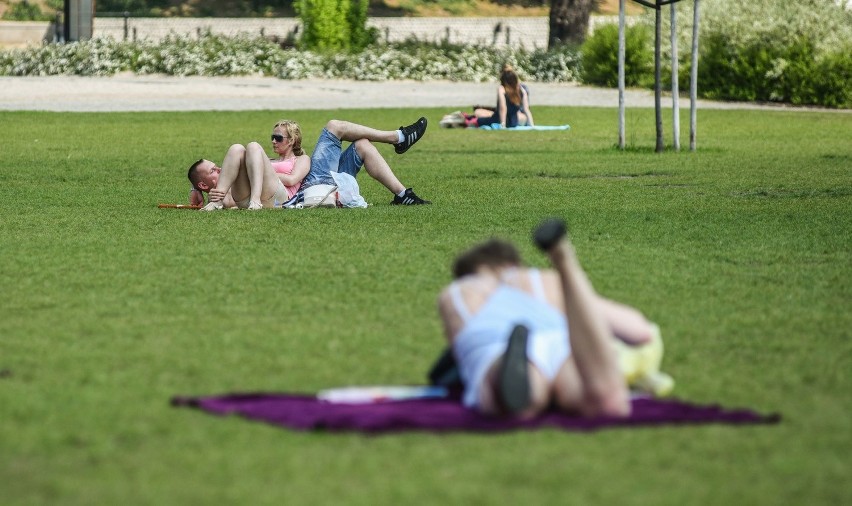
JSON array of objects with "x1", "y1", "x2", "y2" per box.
[
  {"x1": 454, "y1": 326, "x2": 570, "y2": 409},
  {"x1": 236, "y1": 180, "x2": 291, "y2": 209}
]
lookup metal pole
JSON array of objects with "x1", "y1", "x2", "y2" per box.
[
  {"x1": 654, "y1": 2, "x2": 663, "y2": 152},
  {"x1": 690, "y1": 0, "x2": 700, "y2": 151},
  {"x1": 670, "y1": 2, "x2": 680, "y2": 151},
  {"x1": 123, "y1": 11, "x2": 129, "y2": 41},
  {"x1": 618, "y1": 0, "x2": 626, "y2": 150},
  {"x1": 54, "y1": 11, "x2": 62, "y2": 42}
]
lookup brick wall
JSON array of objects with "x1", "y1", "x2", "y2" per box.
[{"x1": 92, "y1": 16, "x2": 552, "y2": 49}]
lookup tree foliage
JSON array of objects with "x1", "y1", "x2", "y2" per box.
[
  {"x1": 294, "y1": 0, "x2": 375, "y2": 52},
  {"x1": 580, "y1": 22, "x2": 653, "y2": 87}
]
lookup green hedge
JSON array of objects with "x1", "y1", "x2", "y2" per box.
[{"x1": 700, "y1": 33, "x2": 851, "y2": 108}]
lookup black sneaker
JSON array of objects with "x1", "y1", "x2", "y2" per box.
[
  {"x1": 394, "y1": 117, "x2": 428, "y2": 154},
  {"x1": 498, "y1": 324, "x2": 531, "y2": 416},
  {"x1": 391, "y1": 188, "x2": 431, "y2": 205}
]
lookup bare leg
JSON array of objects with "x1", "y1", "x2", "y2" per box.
[
  {"x1": 539, "y1": 225, "x2": 630, "y2": 418},
  {"x1": 597, "y1": 297, "x2": 656, "y2": 346},
  {"x1": 473, "y1": 108, "x2": 495, "y2": 119},
  {"x1": 552, "y1": 355, "x2": 583, "y2": 413},
  {"x1": 216, "y1": 144, "x2": 250, "y2": 203},
  {"x1": 325, "y1": 120, "x2": 398, "y2": 145},
  {"x1": 244, "y1": 142, "x2": 284, "y2": 208},
  {"x1": 353, "y1": 139, "x2": 405, "y2": 194}
]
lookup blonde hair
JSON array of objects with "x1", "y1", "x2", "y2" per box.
[{"x1": 273, "y1": 120, "x2": 304, "y2": 156}]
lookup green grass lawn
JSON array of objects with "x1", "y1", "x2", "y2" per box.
[{"x1": 0, "y1": 106, "x2": 850, "y2": 505}]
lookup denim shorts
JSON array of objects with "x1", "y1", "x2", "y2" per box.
[{"x1": 302, "y1": 128, "x2": 363, "y2": 189}]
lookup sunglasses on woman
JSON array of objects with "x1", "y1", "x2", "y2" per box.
[{"x1": 271, "y1": 134, "x2": 289, "y2": 142}]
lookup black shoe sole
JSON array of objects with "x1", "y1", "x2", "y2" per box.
[{"x1": 498, "y1": 324, "x2": 531, "y2": 415}]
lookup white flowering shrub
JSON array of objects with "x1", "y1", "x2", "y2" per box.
[
  {"x1": 131, "y1": 31, "x2": 286, "y2": 76},
  {"x1": 0, "y1": 32, "x2": 581, "y2": 83},
  {"x1": 0, "y1": 38, "x2": 133, "y2": 76}
]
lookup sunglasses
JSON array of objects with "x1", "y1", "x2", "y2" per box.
[{"x1": 271, "y1": 134, "x2": 289, "y2": 142}]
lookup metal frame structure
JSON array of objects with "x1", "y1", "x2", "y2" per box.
[{"x1": 617, "y1": 0, "x2": 701, "y2": 152}]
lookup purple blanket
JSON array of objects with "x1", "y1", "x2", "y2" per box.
[{"x1": 171, "y1": 393, "x2": 780, "y2": 433}]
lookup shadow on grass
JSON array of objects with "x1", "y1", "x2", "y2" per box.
[
  {"x1": 730, "y1": 187, "x2": 852, "y2": 199},
  {"x1": 602, "y1": 144, "x2": 727, "y2": 154},
  {"x1": 536, "y1": 171, "x2": 673, "y2": 180}
]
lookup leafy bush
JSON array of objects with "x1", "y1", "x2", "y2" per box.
[
  {"x1": 295, "y1": 0, "x2": 376, "y2": 52},
  {"x1": 700, "y1": 31, "x2": 852, "y2": 108},
  {"x1": 346, "y1": 0, "x2": 378, "y2": 51},
  {"x1": 579, "y1": 23, "x2": 653, "y2": 87},
  {"x1": 2, "y1": 0, "x2": 48, "y2": 21},
  {"x1": 295, "y1": 0, "x2": 351, "y2": 51},
  {"x1": 806, "y1": 46, "x2": 852, "y2": 109}
]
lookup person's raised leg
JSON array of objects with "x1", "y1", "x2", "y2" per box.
[
  {"x1": 351, "y1": 139, "x2": 405, "y2": 194},
  {"x1": 554, "y1": 280, "x2": 674, "y2": 400},
  {"x1": 326, "y1": 120, "x2": 397, "y2": 144},
  {"x1": 344, "y1": 139, "x2": 430, "y2": 205},
  {"x1": 244, "y1": 142, "x2": 283, "y2": 209},
  {"x1": 325, "y1": 117, "x2": 427, "y2": 154},
  {"x1": 202, "y1": 144, "x2": 248, "y2": 211},
  {"x1": 534, "y1": 219, "x2": 630, "y2": 418}
]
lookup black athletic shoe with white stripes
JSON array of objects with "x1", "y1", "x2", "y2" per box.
[
  {"x1": 394, "y1": 117, "x2": 428, "y2": 154},
  {"x1": 391, "y1": 188, "x2": 431, "y2": 205}
]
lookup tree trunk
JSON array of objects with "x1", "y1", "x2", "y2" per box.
[{"x1": 549, "y1": 0, "x2": 596, "y2": 48}]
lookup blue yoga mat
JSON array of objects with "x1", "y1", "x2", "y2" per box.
[{"x1": 479, "y1": 124, "x2": 571, "y2": 131}]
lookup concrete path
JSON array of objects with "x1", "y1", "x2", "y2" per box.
[{"x1": 0, "y1": 74, "x2": 844, "y2": 112}]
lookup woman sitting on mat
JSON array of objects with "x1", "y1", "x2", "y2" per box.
[
  {"x1": 436, "y1": 219, "x2": 672, "y2": 420},
  {"x1": 468, "y1": 65, "x2": 534, "y2": 129}
]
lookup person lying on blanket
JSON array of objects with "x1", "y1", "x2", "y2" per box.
[
  {"x1": 187, "y1": 117, "x2": 431, "y2": 210},
  {"x1": 436, "y1": 221, "x2": 673, "y2": 420}
]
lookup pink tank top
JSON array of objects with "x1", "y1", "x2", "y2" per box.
[{"x1": 271, "y1": 158, "x2": 302, "y2": 199}]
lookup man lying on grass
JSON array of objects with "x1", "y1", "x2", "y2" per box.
[
  {"x1": 437, "y1": 219, "x2": 673, "y2": 419},
  {"x1": 187, "y1": 117, "x2": 431, "y2": 210}
]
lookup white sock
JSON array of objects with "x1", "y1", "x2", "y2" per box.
[
  {"x1": 397, "y1": 130, "x2": 405, "y2": 144},
  {"x1": 397, "y1": 189, "x2": 407, "y2": 197}
]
